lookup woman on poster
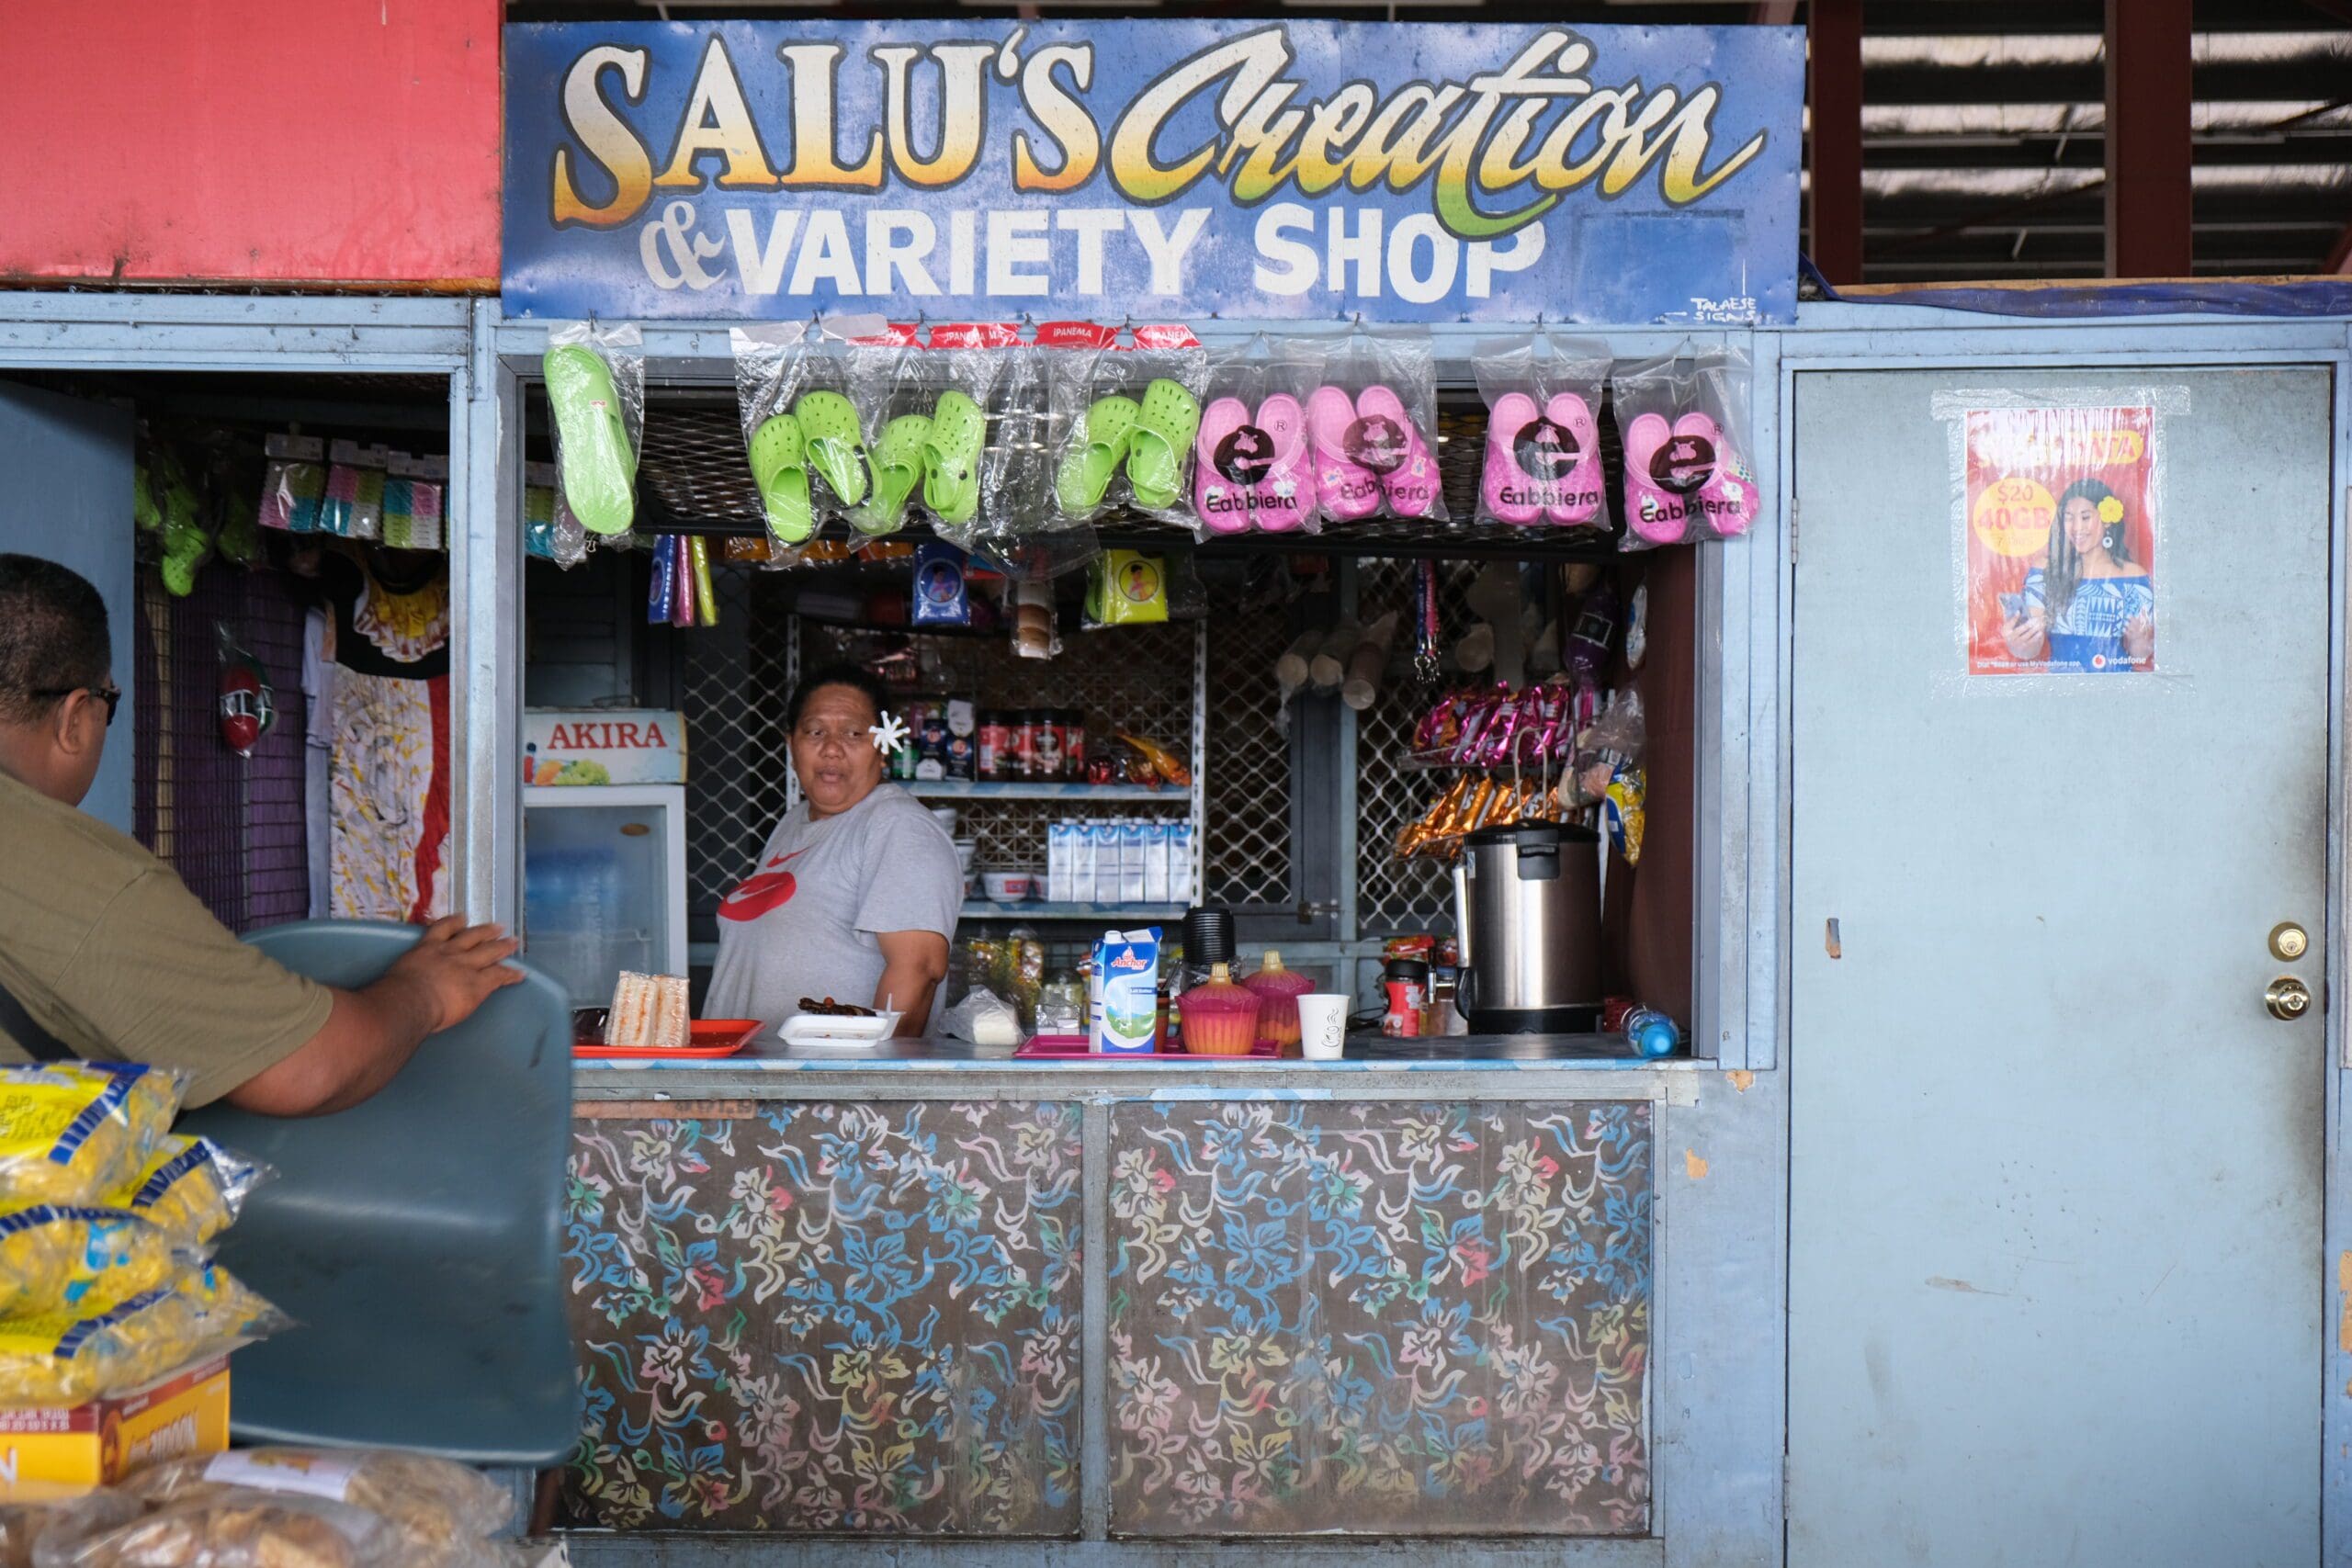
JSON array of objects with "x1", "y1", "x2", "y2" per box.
[{"x1": 2000, "y1": 478, "x2": 2154, "y2": 672}]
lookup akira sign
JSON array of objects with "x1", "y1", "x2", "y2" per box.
[{"x1": 503, "y1": 20, "x2": 1802, "y2": 324}]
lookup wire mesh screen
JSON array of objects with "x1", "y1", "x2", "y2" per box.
[
  {"x1": 133, "y1": 566, "x2": 311, "y2": 933},
  {"x1": 680, "y1": 564, "x2": 795, "y2": 919},
  {"x1": 1352, "y1": 558, "x2": 1480, "y2": 937},
  {"x1": 1202, "y1": 577, "x2": 1294, "y2": 911}
]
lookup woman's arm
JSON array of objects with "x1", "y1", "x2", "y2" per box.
[{"x1": 874, "y1": 930, "x2": 951, "y2": 1036}]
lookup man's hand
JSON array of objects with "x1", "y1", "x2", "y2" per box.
[{"x1": 380, "y1": 916, "x2": 525, "y2": 1033}]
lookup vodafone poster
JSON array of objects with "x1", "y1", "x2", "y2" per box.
[{"x1": 1962, "y1": 405, "x2": 2158, "y2": 677}]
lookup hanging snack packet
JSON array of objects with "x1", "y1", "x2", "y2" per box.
[
  {"x1": 1193, "y1": 333, "x2": 1328, "y2": 538},
  {"x1": 1474, "y1": 332, "x2": 1611, "y2": 530},
  {"x1": 543, "y1": 321, "x2": 645, "y2": 538},
  {"x1": 0, "y1": 1203, "x2": 187, "y2": 1318},
  {"x1": 1611, "y1": 343, "x2": 1758, "y2": 550},
  {"x1": 910, "y1": 541, "x2": 970, "y2": 627},
  {"x1": 1084, "y1": 550, "x2": 1169, "y2": 627},
  {"x1": 107, "y1": 1135, "x2": 268, "y2": 1247},
  {"x1": 0, "y1": 1265, "x2": 283, "y2": 1405},
  {"x1": 1308, "y1": 324, "x2": 1448, "y2": 526},
  {"x1": 0, "y1": 1063, "x2": 186, "y2": 1206},
  {"x1": 255, "y1": 434, "x2": 325, "y2": 534}
]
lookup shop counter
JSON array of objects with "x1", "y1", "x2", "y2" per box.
[{"x1": 561, "y1": 1034, "x2": 1664, "y2": 1549}]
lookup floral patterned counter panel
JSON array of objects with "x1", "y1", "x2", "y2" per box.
[
  {"x1": 564, "y1": 1103, "x2": 1082, "y2": 1535},
  {"x1": 1107, "y1": 1101, "x2": 1652, "y2": 1537}
]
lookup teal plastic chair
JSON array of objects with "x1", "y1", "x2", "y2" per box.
[{"x1": 182, "y1": 919, "x2": 579, "y2": 1465}]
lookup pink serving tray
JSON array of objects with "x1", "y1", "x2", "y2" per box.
[{"x1": 1016, "y1": 1034, "x2": 1283, "y2": 1061}]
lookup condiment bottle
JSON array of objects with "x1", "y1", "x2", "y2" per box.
[
  {"x1": 1241, "y1": 950, "x2": 1314, "y2": 1048},
  {"x1": 1179, "y1": 964, "x2": 1261, "y2": 1056}
]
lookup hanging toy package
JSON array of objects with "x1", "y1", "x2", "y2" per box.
[
  {"x1": 1474, "y1": 332, "x2": 1611, "y2": 530},
  {"x1": 214, "y1": 625, "x2": 277, "y2": 760},
  {"x1": 1192, "y1": 333, "x2": 1328, "y2": 539},
  {"x1": 842, "y1": 322, "x2": 926, "y2": 537},
  {"x1": 1083, "y1": 550, "x2": 1170, "y2": 629},
  {"x1": 911, "y1": 540, "x2": 971, "y2": 628},
  {"x1": 730, "y1": 321, "x2": 817, "y2": 549},
  {"x1": 1309, "y1": 324, "x2": 1448, "y2": 526},
  {"x1": 913, "y1": 321, "x2": 1015, "y2": 538},
  {"x1": 316, "y1": 440, "x2": 386, "y2": 541},
  {"x1": 542, "y1": 321, "x2": 644, "y2": 541},
  {"x1": 1611, "y1": 344, "x2": 1758, "y2": 551}
]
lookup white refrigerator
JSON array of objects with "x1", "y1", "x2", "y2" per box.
[{"x1": 521, "y1": 784, "x2": 688, "y2": 1010}]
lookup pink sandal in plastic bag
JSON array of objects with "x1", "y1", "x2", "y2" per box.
[{"x1": 1253, "y1": 393, "x2": 1313, "y2": 532}]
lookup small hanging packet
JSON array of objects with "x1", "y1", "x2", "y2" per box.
[
  {"x1": 1085, "y1": 550, "x2": 1170, "y2": 628},
  {"x1": 911, "y1": 540, "x2": 971, "y2": 627},
  {"x1": 523, "y1": 460, "x2": 588, "y2": 568},
  {"x1": 256, "y1": 434, "x2": 325, "y2": 534}
]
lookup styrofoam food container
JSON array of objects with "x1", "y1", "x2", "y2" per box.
[
  {"x1": 981, "y1": 869, "x2": 1035, "y2": 903},
  {"x1": 782, "y1": 1010, "x2": 902, "y2": 1046}
]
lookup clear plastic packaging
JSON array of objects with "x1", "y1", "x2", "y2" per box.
[
  {"x1": 1611, "y1": 344, "x2": 1757, "y2": 550},
  {"x1": 0, "y1": 1063, "x2": 187, "y2": 1207},
  {"x1": 380, "y1": 454, "x2": 447, "y2": 553},
  {"x1": 0, "y1": 1266, "x2": 285, "y2": 1406},
  {"x1": 1050, "y1": 324, "x2": 1208, "y2": 529},
  {"x1": 255, "y1": 434, "x2": 325, "y2": 536},
  {"x1": 913, "y1": 322, "x2": 1017, "y2": 537},
  {"x1": 521, "y1": 461, "x2": 587, "y2": 569},
  {"x1": 0, "y1": 1204, "x2": 188, "y2": 1319},
  {"x1": 1307, "y1": 324, "x2": 1447, "y2": 526},
  {"x1": 1192, "y1": 333, "x2": 1328, "y2": 538},
  {"x1": 1, "y1": 1494, "x2": 145, "y2": 1568},
  {"x1": 317, "y1": 441, "x2": 386, "y2": 542},
  {"x1": 1082, "y1": 550, "x2": 1170, "y2": 628},
  {"x1": 541, "y1": 321, "x2": 644, "y2": 540},
  {"x1": 32, "y1": 1486, "x2": 401, "y2": 1568},
  {"x1": 841, "y1": 322, "x2": 929, "y2": 537},
  {"x1": 1473, "y1": 333, "x2": 1611, "y2": 530},
  {"x1": 129, "y1": 1450, "x2": 512, "y2": 1568},
  {"x1": 729, "y1": 321, "x2": 815, "y2": 547},
  {"x1": 107, "y1": 1136, "x2": 269, "y2": 1247}
]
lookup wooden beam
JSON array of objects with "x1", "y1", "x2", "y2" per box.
[
  {"x1": 1808, "y1": 0, "x2": 1864, "y2": 284},
  {"x1": 2104, "y1": 0, "x2": 2194, "y2": 277}
]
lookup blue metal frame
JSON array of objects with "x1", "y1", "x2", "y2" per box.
[{"x1": 1, "y1": 292, "x2": 2345, "y2": 1564}]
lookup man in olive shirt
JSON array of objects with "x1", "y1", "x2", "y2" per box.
[{"x1": 0, "y1": 554, "x2": 520, "y2": 1111}]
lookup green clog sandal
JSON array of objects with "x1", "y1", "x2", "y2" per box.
[
  {"x1": 922, "y1": 390, "x2": 987, "y2": 525},
  {"x1": 542, "y1": 343, "x2": 639, "y2": 536},
  {"x1": 1054, "y1": 394, "x2": 1140, "y2": 514},
  {"x1": 748, "y1": 412, "x2": 814, "y2": 544},
  {"x1": 855, "y1": 413, "x2": 932, "y2": 535},
  {"x1": 1125, "y1": 378, "x2": 1203, "y2": 511},
  {"x1": 793, "y1": 390, "x2": 869, "y2": 508}
]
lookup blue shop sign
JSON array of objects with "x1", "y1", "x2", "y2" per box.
[{"x1": 503, "y1": 20, "x2": 1802, "y2": 325}]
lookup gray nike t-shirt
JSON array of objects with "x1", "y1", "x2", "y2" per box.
[{"x1": 705, "y1": 783, "x2": 962, "y2": 1032}]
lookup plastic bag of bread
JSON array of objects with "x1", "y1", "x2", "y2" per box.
[
  {"x1": 0, "y1": 1267, "x2": 284, "y2": 1406},
  {"x1": 127, "y1": 1450, "x2": 511, "y2": 1567},
  {"x1": 104, "y1": 1138, "x2": 267, "y2": 1247},
  {"x1": 28, "y1": 1486, "x2": 399, "y2": 1568},
  {"x1": 0, "y1": 1204, "x2": 188, "y2": 1317},
  {"x1": 0, "y1": 1493, "x2": 145, "y2": 1568},
  {"x1": 0, "y1": 1065, "x2": 185, "y2": 1207}
]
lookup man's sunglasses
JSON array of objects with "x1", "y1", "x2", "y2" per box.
[{"x1": 32, "y1": 684, "x2": 120, "y2": 728}]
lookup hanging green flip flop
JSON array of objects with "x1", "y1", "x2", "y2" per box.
[
  {"x1": 1125, "y1": 378, "x2": 1203, "y2": 512},
  {"x1": 542, "y1": 343, "x2": 639, "y2": 536},
  {"x1": 1054, "y1": 394, "x2": 1141, "y2": 515},
  {"x1": 792, "y1": 391, "x2": 869, "y2": 508},
  {"x1": 748, "y1": 412, "x2": 814, "y2": 545},
  {"x1": 922, "y1": 390, "x2": 987, "y2": 525},
  {"x1": 855, "y1": 413, "x2": 933, "y2": 535}
]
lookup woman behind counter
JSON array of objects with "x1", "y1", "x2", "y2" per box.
[{"x1": 707, "y1": 665, "x2": 961, "y2": 1036}]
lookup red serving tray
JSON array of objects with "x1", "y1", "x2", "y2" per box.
[
  {"x1": 1016, "y1": 1034, "x2": 1283, "y2": 1060},
  {"x1": 573, "y1": 1019, "x2": 763, "y2": 1059}
]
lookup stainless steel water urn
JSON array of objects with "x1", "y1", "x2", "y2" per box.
[{"x1": 1452, "y1": 821, "x2": 1603, "y2": 1034}]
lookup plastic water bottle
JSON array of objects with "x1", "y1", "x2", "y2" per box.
[{"x1": 1623, "y1": 1007, "x2": 1679, "y2": 1059}]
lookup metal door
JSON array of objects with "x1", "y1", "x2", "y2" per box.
[
  {"x1": 0, "y1": 383, "x2": 134, "y2": 830},
  {"x1": 1788, "y1": 366, "x2": 2332, "y2": 1565}
]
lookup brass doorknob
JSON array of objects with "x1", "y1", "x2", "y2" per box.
[
  {"x1": 2269, "y1": 922, "x2": 2310, "y2": 962},
  {"x1": 2265, "y1": 976, "x2": 2312, "y2": 1021}
]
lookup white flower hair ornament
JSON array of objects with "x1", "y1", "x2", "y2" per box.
[{"x1": 868, "y1": 709, "x2": 908, "y2": 755}]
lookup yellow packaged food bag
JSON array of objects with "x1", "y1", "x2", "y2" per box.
[
  {"x1": 107, "y1": 1137, "x2": 267, "y2": 1247},
  {"x1": 0, "y1": 1266, "x2": 284, "y2": 1406},
  {"x1": 0, "y1": 1064, "x2": 186, "y2": 1206},
  {"x1": 0, "y1": 1204, "x2": 185, "y2": 1318}
]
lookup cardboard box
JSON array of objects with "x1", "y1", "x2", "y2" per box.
[
  {"x1": 0, "y1": 1356, "x2": 230, "y2": 1490},
  {"x1": 522, "y1": 710, "x2": 686, "y2": 786}
]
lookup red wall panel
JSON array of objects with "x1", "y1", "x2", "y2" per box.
[{"x1": 0, "y1": 1, "x2": 501, "y2": 288}]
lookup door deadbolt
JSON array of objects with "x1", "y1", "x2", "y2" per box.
[
  {"x1": 2269, "y1": 922, "x2": 2309, "y2": 962},
  {"x1": 2265, "y1": 976, "x2": 2312, "y2": 1021}
]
